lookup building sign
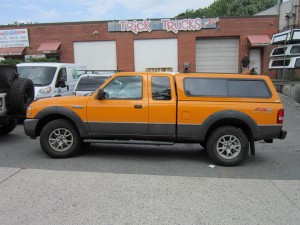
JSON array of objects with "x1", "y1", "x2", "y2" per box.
[
  {"x1": 108, "y1": 18, "x2": 220, "y2": 34},
  {"x1": 119, "y1": 20, "x2": 152, "y2": 34},
  {"x1": 0, "y1": 29, "x2": 29, "y2": 48}
]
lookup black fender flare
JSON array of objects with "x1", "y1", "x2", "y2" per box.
[
  {"x1": 35, "y1": 106, "x2": 90, "y2": 137},
  {"x1": 198, "y1": 110, "x2": 259, "y2": 140}
]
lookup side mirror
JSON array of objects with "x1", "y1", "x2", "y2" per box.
[
  {"x1": 56, "y1": 79, "x2": 66, "y2": 88},
  {"x1": 97, "y1": 89, "x2": 105, "y2": 99}
]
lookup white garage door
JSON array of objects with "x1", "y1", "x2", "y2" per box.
[
  {"x1": 134, "y1": 39, "x2": 178, "y2": 72},
  {"x1": 73, "y1": 41, "x2": 117, "y2": 70},
  {"x1": 196, "y1": 38, "x2": 239, "y2": 73},
  {"x1": 249, "y1": 48, "x2": 261, "y2": 74}
]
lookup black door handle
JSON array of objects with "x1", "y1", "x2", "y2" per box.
[{"x1": 134, "y1": 105, "x2": 142, "y2": 109}]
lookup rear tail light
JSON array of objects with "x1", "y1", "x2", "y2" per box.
[{"x1": 277, "y1": 109, "x2": 284, "y2": 124}]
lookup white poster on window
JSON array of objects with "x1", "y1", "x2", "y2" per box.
[{"x1": 0, "y1": 29, "x2": 29, "y2": 48}]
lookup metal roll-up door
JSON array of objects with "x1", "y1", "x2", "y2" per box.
[{"x1": 196, "y1": 38, "x2": 239, "y2": 73}]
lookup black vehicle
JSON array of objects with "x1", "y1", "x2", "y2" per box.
[{"x1": 0, "y1": 65, "x2": 34, "y2": 135}]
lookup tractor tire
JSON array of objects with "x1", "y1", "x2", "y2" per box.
[
  {"x1": 8, "y1": 78, "x2": 34, "y2": 115},
  {"x1": 0, "y1": 119, "x2": 17, "y2": 135}
]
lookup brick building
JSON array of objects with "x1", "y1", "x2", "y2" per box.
[{"x1": 0, "y1": 15, "x2": 278, "y2": 76}]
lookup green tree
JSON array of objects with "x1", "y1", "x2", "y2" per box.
[
  {"x1": 0, "y1": 57, "x2": 59, "y2": 65},
  {"x1": 0, "y1": 58, "x2": 23, "y2": 65},
  {"x1": 226, "y1": 0, "x2": 280, "y2": 16},
  {"x1": 177, "y1": 0, "x2": 280, "y2": 18}
]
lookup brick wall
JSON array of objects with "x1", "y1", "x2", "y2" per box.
[{"x1": 1, "y1": 15, "x2": 279, "y2": 75}]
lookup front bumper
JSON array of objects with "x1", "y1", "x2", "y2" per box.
[{"x1": 24, "y1": 118, "x2": 39, "y2": 139}]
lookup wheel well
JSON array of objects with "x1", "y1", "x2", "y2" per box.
[
  {"x1": 35, "y1": 114, "x2": 78, "y2": 137},
  {"x1": 204, "y1": 118, "x2": 253, "y2": 142}
]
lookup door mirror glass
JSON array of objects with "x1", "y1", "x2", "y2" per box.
[{"x1": 97, "y1": 89, "x2": 105, "y2": 99}]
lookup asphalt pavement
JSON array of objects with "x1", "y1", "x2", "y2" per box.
[
  {"x1": 0, "y1": 93, "x2": 300, "y2": 225},
  {"x1": 0, "y1": 167, "x2": 299, "y2": 225}
]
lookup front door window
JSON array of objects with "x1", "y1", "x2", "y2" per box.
[{"x1": 103, "y1": 76, "x2": 142, "y2": 99}]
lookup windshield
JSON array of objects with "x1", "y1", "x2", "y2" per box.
[
  {"x1": 76, "y1": 76, "x2": 109, "y2": 91},
  {"x1": 18, "y1": 66, "x2": 57, "y2": 86}
]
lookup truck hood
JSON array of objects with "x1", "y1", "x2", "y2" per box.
[
  {"x1": 26, "y1": 96, "x2": 93, "y2": 118},
  {"x1": 31, "y1": 96, "x2": 91, "y2": 108}
]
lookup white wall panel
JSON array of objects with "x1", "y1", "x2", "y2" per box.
[
  {"x1": 73, "y1": 41, "x2": 117, "y2": 70},
  {"x1": 134, "y1": 39, "x2": 178, "y2": 72}
]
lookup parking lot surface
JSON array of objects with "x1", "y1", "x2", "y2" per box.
[{"x1": 0, "y1": 93, "x2": 300, "y2": 224}]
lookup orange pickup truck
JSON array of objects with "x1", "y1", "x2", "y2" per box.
[{"x1": 24, "y1": 72, "x2": 287, "y2": 166}]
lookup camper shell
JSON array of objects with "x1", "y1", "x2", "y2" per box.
[{"x1": 271, "y1": 29, "x2": 300, "y2": 45}]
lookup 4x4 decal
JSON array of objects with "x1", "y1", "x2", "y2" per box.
[{"x1": 254, "y1": 108, "x2": 273, "y2": 112}]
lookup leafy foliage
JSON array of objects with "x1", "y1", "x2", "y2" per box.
[
  {"x1": 177, "y1": 0, "x2": 281, "y2": 18},
  {"x1": 0, "y1": 57, "x2": 59, "y2": 65},
  {"x1": 27, "y1": 57, "x2": 59, "y2": 63},
  {"x1": 0, "y1": 58, "x2": 24, "y2": 65},
  {"x1": 7, "y1": 21, "x2": 36, "y2": 26}
]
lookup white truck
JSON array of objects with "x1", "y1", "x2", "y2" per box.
[{"x1": 17, "y1": 63, "x2": 87, "y2": 99}]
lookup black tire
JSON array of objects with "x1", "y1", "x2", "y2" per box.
[
  {"x1": 0, "y1": 65, "x2": 18, "y2": 93},
  {"x1": 0, "y1": 119, "x2": 17, "y2": 135},
  {"x1": 206, "y1": 126, "x2": 249, "y2": 166},
  {"x1": 8, "y1": 78, "x2": 34, "y2": 115},
  {"x1": 40, "y1": 119, "x2": 82, "y2": 158}
]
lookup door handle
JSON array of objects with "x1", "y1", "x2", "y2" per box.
[{"x1": 134, "y1": 105, "x2": 142, "y2": 109}]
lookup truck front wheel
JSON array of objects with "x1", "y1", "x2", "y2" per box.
[
  {"x1": 206, "y1": 126, "x2": 249, "y2": 166},
  {"x1": 40, "y1": 119, "x2": 82, "y2": 158}
]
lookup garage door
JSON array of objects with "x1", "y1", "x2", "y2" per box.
[
  {"x1": 134, "y1": 39, "x2": 178, "y2": 72},
  {"x1": 73, "y1": 41, "x2": 117, "y2": 70},
  {"x1": 196, "y1": 38, "x2": 239, "y2": 73},
  {"x1": 249, "y1": 48, "x2": 261, "y2": 74}
]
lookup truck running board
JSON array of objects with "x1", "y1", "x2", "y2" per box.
[{"x1": 83, "y1": 139, "x2": 175, "y2": 145}]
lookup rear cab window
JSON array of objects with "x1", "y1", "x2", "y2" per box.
[{"x1": 183, "y1": 78, "x2": 271, "y2": 98}]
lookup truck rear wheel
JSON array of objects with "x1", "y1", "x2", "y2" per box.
[
  {"x1": 206, "y1": 126, "x2": 249, "y2": 166},
  {"x1": 40, "y1": 119, "x2": 82, "y2": 158},
  {"x1": 8, "y1": 78, "x2": 34, "y2": 115}
]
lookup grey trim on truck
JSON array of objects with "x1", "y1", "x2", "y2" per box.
[
  {"x1": 33, "y1": 106, "x2": 90, "y2": 138},
  {"x1": 177, "y1": 110, "x2": 286, "y2": 142},
  {"x1": 177, "y1": 110, "x2": 260, "y2": 141},
  {"x1": 258, "y1": 125, "x2": 286, "y2": 140},
  {"x1": 25, "y1": 107, "x2": 286, "y2": 142},
  {"x1": 88, "y1": 122, "x2": 148, "y2": 137},
  {"x1": 24, "y1": 118, "x2": 39, "y2": 138},
  {"x1": 87, "y1": 122, "x2": 176, "y2": 141}
]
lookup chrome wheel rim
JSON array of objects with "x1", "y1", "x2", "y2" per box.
[
  {"x1": 48, "y1": 128, "x2": 73, "y2": 152},
  {"x1": 216, "y1": 135, "x2": 241, "y2": 159}
]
